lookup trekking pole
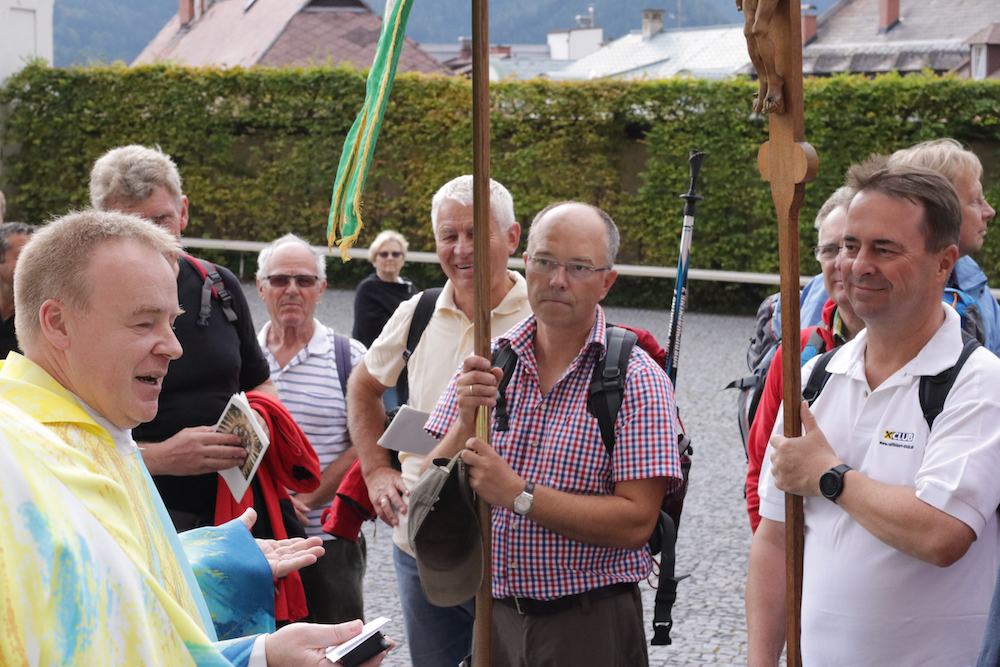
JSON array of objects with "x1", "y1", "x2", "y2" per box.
[
  {"x1": 664, "y1": 150, "x2": 707, "y2": 387},
  {"x1": 650, "y1": 150, "x2": 704, "y2": 647}
]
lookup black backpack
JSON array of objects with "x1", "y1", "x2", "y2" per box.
[
  {"x1": 802, "y1": 331, "x2": 981, "y2": 428},
  {"x1": 729, "y1": 288, "x2": 986, "y2": 462},
  {"x1": 492, "y1": 324, "x2": 691, "y2": 646},
  {"x1": 179, "y1": 253, "x2": 238, "y2": 326},
  {"x1": 382, "y1": 288, "x2": 442, "y2": 470},
  {"x1": 726, "y1": 293, "x2": 784, "y2": 460},
  {"x1": 395, "y1": 288, "x2": 443, "y2": 407}
]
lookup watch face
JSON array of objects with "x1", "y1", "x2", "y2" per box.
[
  {"x1": 820, "y1": 470, "x2": 840, "y2": 499},
  {"x1": 513, "y1": 494, "x2": 531, "y2": 515}
]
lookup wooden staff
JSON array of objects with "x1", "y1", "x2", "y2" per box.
[
  {"x1": 471, "y1": 0, "x2": 493, "y2": 662},
  {"x1": 751, "y1": 0, "x2": 818, "y2": 663}
]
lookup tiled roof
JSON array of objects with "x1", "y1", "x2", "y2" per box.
[
  {"x1": 133, "y1": 0, "x2": 444, "y2": 74},
  {"x1": 552, "y1": 24, "x2": 750, "y2": 80},
  {"x1": 259, "y1": 11, "x2": 445, "y2": 73},
  {"x1": 134, "y1": 0, "x2": 310, "y2": 68},
  {"x1": 801, "y1": 43, "x2": 967, "y2": 74},
  {"x1": 784, "y1": 0, "x2": 1000, "y2": 75},
  {"x1": 814, "y1": 0, "x2": 1000, "y2": 45},
  {"x1": 967, "y1": 23, "x2": 1000, "y2": 45}
]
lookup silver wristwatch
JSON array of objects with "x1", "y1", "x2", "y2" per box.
[{"x1": 513, "y1": 481, "x2": 535, "y2": 516}]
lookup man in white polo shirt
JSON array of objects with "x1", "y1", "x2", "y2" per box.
[
  {"x1": 256, "y1": 233, "x2": 368, "y2": 624},
  {"x1": 746, "y1": 159, "x2": 1000, "y2": 666}
]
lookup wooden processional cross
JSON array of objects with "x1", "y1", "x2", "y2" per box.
[{"x1": 741, "y1": 0, "x2": 818, "y2": 663}]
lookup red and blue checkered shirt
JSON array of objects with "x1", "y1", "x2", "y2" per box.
[{"x1": 425, "y1": 307, "x2": 682, "y2": 600}]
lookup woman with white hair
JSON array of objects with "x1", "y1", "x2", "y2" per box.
[{"x1": 353, "y1": 230, "x2": 416, "y2": 349}]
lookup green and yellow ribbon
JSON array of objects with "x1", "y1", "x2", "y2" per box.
[{"x1": 327, "y1": 0, "x2": 414, "y2": 260}]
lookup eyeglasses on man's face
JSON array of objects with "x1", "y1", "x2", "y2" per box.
[
  {"x1": 524, "y1": 255, "x2": 610, "y2": 280},
  {"x1": 812, "y1": 244, "x2": 842, "y2": 262},
  {"x1": 377, "y1": 251, "x2": 404, "y2": 259},
  {"x1": 264, "y1": 274, "x2": 320, "y2": 288}
]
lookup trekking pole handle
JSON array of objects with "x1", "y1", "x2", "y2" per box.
[{"x1": 680, "y1": 150, "x2": 706, "y2": 218}]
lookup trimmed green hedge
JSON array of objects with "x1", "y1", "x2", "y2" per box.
[{"x1": 2, "y1": 63, "x2": 999, "y2": 312}]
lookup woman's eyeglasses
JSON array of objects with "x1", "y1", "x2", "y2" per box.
[
  {"x1": 264, "y1": 274, "x2": 320, "y2": 288},
  {"x1": 377, "y1": 251, "x2": 403, "y2": 259}
]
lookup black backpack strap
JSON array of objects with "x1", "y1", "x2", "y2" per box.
[
  {"x1": 919, "y1": 332, "x2": 980, "y2": 430},
  {"x1": 397, "y1": 287, "x2": 443, "y2": 406},
  {"x1": 180, "y1": 254, "x2": 238, "y2": 326},
  {"x1": 333, "y1": 333, "x2": 353, "y2": 397},
  {"x1": 802, "y1": 348, "x2": 838, "y2": 407},
  {"x1": 492, "y1": 342, "x2": 519, "y2": 433},
  {"x1": 587, "y1": 325, "x2": 638, "y2": 457}
]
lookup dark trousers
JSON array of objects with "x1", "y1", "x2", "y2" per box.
[
  {"x1": 299, "y1": 534, "x2": 366, "y2": 624},
  {"x1": 491, "y1": 583, "x2": 648, "y2": 667}
]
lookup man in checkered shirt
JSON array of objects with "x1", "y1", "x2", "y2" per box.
[{"x1": 425, "y1": 201, "x2": 683, "y2": 666}]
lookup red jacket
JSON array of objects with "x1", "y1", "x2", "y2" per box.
[
  {"x1": 746, "y1": 299, "x2": 838, "y2": 533},
  {"x1": 321, "y1": 459, "x2": 375, "y2": 541},
  {"x1": 214, "y1": 390, "x2": 321, "y2": 623}
]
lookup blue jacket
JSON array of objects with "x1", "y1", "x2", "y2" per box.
[
  {"x1": 950, "y1": 256, "x2": 1000, "y2": 357},
  {"x1": 799, "y1": 274, "x2": 827, "y2": 329}
]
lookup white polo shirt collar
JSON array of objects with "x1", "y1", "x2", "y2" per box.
[{"x1": 828, "y1": 304, "x2": 964, "y2": 389}]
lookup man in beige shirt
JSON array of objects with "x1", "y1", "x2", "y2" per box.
[{"x1": 348, "y1": 175, "x2": 531, "y2": 667}]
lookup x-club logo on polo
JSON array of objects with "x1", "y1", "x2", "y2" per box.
[{"x1": 880, "y1": 429, "x2": 916, "y2": 449}]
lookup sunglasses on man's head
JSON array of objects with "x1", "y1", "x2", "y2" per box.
[
  {"x1": 264, "y1": 274, "x2": 319, "y2": 288},
  {"x1": 377, "y1": 251, "x2": 403, "y2": 258}
]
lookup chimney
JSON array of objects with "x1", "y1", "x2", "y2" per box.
[
  {"x1": 459, "y1": 36, "x2": 472, "y2": 60},
  {"x1": 879, "y1": 0, "x2": 899, "y2": 34},
  {"x1": 179, "y1": 0, "x2": 194, "y2": 25},
  {"x1": 642, "y1": 9, "x2": 665, "y2": 39},
  {"x1": 801, "y1": 5, "x2": 817, "y2": 44}
]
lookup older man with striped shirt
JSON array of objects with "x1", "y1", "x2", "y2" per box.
[{"x1": 256, "y1": 233, "x2": 368, "y2": 624}]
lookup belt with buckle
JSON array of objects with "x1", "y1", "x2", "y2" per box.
[{"x1": 497, "y1": 582, "x2": 635, "y2": 616}]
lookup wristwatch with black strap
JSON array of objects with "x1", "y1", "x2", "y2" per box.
[{"x1": 820, "y1": 464, "x2": 853, "y2": 503}]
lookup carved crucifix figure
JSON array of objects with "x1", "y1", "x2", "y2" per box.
[{"x1": 738, "y1": 0, "x2": 786, "y2": 114}]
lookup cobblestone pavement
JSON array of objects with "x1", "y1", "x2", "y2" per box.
[{"x1": 245, "y1": 286, "x2": 757, "y2": 666}]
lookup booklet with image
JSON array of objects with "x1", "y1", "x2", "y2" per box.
[{"x1": 215, "y1": 392, "x2": 270, "y2": 502}]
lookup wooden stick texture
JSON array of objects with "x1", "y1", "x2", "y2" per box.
[
  {"x1": 755, "y1": 0, "x2": 818, "y2": 663},
  {"x1": 471, "y1": 0, "x2": 493, "y2": 662}
]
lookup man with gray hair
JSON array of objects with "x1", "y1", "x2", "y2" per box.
[
  {"x1": 348, "y1": 174, "x2": 531, "y2": 666},
  {"x1": 0, "y1": 221, "x2": 35, "y2": 359},
  {"x1": 256, "y1": 233, "x2": 369, "y2": 624},
  {"x1": 799, "y1": 187, "x2": 859, "y2": 326},
  {"x1": 90, "y1": 146, "x2": 315, "y2": 624},
  {"x1": 423, "y1": 201, "x2": 681, "y2": 665}
]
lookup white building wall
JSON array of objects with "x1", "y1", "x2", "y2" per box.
[
  {"x1": 567, "y1": 27, "x2": 603, "y2": 60},
  {"x1": 548, "y1": 27, "x2": 603, "y2": 61},
  {"x1": 548, "y1": 31, "x2": 570, "y2": 60},
  {"x1": 0, "y1": 0, "x2": 54, "y2": 84}
]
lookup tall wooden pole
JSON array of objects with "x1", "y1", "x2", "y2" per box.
[
  {"x1": 471, "y1": 0, "x2": 493, "y2": 663},
  {"x1": 753, "y1": 0, "x2": 817, "y2": 664}
]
